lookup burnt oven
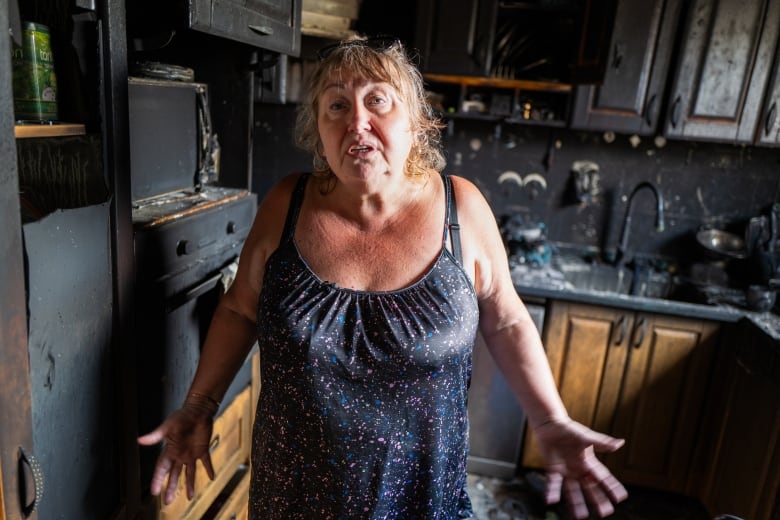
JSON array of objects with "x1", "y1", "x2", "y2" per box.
[{"x1": 128, "y1": 71, "x2": 258, "y2": 485}]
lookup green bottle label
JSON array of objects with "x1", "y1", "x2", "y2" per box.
[{"x1": 12, "y1": 22, "x2": 59, "y2": 122}]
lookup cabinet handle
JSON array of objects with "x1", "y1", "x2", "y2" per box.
[
  {"x1": 633, "y1": 318, "x2": 646, "y2": 348},
  {"x1": 765, "y1": 101, "x2": 777, "y2": 137},
  {"x1": 670, "y1": 96, "x2": 681, "y2": 128},
  {"x1": 614, "y1": 315, "x2": 627, "y2": 346},
  {"x1": 209, "y1": 434, "x2": 221, "y2": 453},
  {"x1": 19, "y1": 447, "x2": 44, "y2": 517},
  {"x1": 612, "y1": 42, "x2": 625, "y2": 71},
  {"x1": 248, "y1": 24, "x2": 274, "y2": 36},
  {"x1": 644, "y1": 94, "x2": 657, "y2": 127}
]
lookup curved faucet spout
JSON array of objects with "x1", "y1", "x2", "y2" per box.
[{"x1": 616, "y1": 181, "x2": 665, "y2": 266}]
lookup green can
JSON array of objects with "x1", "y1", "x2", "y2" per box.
[{"x1": 12, "y1": 22, "x2": 59, "y2": 122}]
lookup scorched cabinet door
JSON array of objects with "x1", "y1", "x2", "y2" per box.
[
  {"x1": 190, "y1": 0, "x2": 302, "y2": 55},
  {"x1": 664, "y1": 0, "x2": 780, "y2": 144}
]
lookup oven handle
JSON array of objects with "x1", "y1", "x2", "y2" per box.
[{"x1": 164, "y1": 272, "x2": 222, "y2": 313}]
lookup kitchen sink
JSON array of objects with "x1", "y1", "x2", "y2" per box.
[{"x1": 552, "y1": 256, "x2": 676, "y2": 299}]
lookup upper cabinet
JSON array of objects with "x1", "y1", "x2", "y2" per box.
[
  {"x1": 664, "y1": 0, "x2": 780, "y2": 144},
  {"x1": 129, "y1": 0, "x2": 302, "y2": 56},
  {"x1": 415, "y1": 0, "x2": 616, "y2": 126},
  {"x1": 415, "y1": 0, "x2": 616, "y2": 83},
  {"x1": 569, "y1": 0, "x2": 683, "y2": 135},
  {"x1": 195, "y1": 0, "x2": 302, "y2": 56}
]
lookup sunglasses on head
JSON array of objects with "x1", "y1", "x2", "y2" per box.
[{"x1": 316, "y1": 36, "x2": 403, "y2": 60}]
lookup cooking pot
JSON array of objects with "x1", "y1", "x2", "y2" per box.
[{"x1": 696, "y1": 228, "x2": 748, "y2": 259}]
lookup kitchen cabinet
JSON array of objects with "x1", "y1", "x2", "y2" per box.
[
  {"x1": 414, "y1": 0, "x2": 495, "y2": 77},
  {"x1": 468, "y1": 300, "x2": 546, "y2": 478},
  {"x1": 0, "y1": 4, "x2": 36, "y2": 518},
  {"x1": 694, "y1": 320, "x2": 780, "y2": 519},
  {"x1": 664, "y1": 0, "x2": 780, "y2": 144},
  {"x1": 2, "y1": 0, "x2": 261, "y2": 518},
  {"x1": 156, "y1": 379, "x2": 255, "y2": 519},
  {"x1": 129, "y1": 0, "x2": 302, "y2": 57},
  {"x1": 194, "y1": 0, "x2": 301, "y2": 56},
  {"x1": 415, "y1": 0, "x2": 616, "y2": 126},
  {"x1": 1, "y1": 0, "x2": 135, "y2": 518},
  {"x1": 569, "y1": 0, "x2": 683, "y2": 135},
  {"x1": 522, "y1": 301, "x2": 720, "y2": 494},
  {"x1": 22, "y1": 204, "x2": 124, "y2": 519},
  {"x1": 416, "y1": 0, "x2": 615, "y2": 82}
]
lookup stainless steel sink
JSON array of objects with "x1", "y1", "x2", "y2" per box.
[{"x1": 552, "y1": 256, "x2": 675, "y2": 299}]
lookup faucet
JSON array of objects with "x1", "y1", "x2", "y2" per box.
[{"x1": 615, "y1": 181, "x2": 665, "y2": 268}]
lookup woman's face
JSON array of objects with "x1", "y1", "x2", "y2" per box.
[{"x1": 317, "y1": 74, "x2": 413, "y2": 187}]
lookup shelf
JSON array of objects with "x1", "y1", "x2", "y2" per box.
[
  {"x1": 14, "y1": 123, "x2": 86, "y2": 139},
  {"x1": 423, "y1": 74, "x2": 572, "y2": 93}
]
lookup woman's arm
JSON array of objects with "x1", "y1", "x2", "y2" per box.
[{"x1": 451, "y1": 175, "x2": 628, "y2": 519}]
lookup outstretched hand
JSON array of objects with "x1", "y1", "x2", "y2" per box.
[
  {"x1": 534, "y1": 418, "x2": 629, "y2": 519},
  {"x1": 137, "y1": 401, "x2": 217, "y2": 505}
]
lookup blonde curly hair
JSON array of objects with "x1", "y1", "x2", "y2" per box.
[{"x1": 294, "y1": 37, "x2": 446, "y2": 189}]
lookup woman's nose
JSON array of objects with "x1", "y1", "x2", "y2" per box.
[{"x1": 348, "y1": 104, "x2": 371, "y2": 132}]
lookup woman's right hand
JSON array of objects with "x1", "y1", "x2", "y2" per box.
[{"x1": 137, "y1": 396, "x2": 218, "y2": 505}]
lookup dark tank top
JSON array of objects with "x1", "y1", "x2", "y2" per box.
[{"x1": 250, "y1": 173, "x2": 479, "y2": 519}]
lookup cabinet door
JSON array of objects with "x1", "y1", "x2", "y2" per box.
[
  {"x1": 522, "y1": 301, "x2": 633, "y2": 468},
  {"x1": 193, "y1": 0, "x2": 302, "y2": 56},
  {"x1": 569, "y1": 0, "x2": 682, "y2": 134},
  {"x1": 664, "y1": 0, "x2": 780, "y2": 143},
  {"x1": 23, "y1": 204, "x2": 120, "y2": 520},
  {"x1": 697, "y1": 322, "x2": 780, "y2": 519},
  {"x1": 605, "y1": 314, "x2": 720, "y2": 492},
  {"x1": 1, "y1": 2, "x2": 38, "y2": 518},
  {"x1": 415, "y1": 0, "x2": 496, "y2": 76}
]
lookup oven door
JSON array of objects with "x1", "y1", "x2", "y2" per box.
[{"x1": 133, "y1": 194, "x2": 256, "y2": 484}]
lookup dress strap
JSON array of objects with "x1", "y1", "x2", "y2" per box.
[
  {"x1": 443, "y1": 174, "x2": 463, "y2": 266},
  {"x1": 279, "y1": 173, "x2": 310, "y2": 246}
]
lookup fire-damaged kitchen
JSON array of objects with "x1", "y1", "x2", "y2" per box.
[{"x1": 1, "y1": 0, "x2": 779, "y2": 519}]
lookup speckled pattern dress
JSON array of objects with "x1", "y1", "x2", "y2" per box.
[{"x1": 250, "y1": 173, "x2": 479, "y2": 519}]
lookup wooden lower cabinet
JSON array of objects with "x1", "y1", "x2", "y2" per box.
[
  {"x1": 158, "y1": 384, "x2": 252, "y2": 519},
  {"x1": 694, "y1": 321, "x2": 780, "y2": 519},
  {"x1": 156, "y1": 349, "x2": 260, "y2": 520},
  {"x1": 522, "y1": 301, "x2": 720, "y2": 494}
]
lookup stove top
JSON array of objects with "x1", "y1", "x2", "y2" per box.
[{"x1": 132, "y1": 186, "x2": 252, "y2": 228}]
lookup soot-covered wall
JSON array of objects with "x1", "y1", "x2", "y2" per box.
[{"x1": 252, "y1": 103, "x2": 780, "y2": 263}]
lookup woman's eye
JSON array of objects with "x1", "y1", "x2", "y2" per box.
[{"x1": 328, "y1": 100, "x2": 347, "y2": 111}]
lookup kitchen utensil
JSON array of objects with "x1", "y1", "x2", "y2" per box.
[
  {"x1": 696, "y1": 228, "x2": 748, "y2": 259},
  {"x1": 745, "y1": 216, "x2": 767, "y2": 255},
  {"x1": 745, "y1": 285, "x2": 776, "y2": 312}
]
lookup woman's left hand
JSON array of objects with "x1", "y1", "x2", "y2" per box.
[{"x1": 533, "y1": 417, "x2": 629, "y2": 519}]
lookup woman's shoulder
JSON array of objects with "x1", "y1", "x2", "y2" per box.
[
  {"x1": 245, "y1": 173, "x2": 308, "y2": 246},
  {"x1": 445, "y1": 174, "x2": 492, "y2": 215},
  {"x1": 256, "y1": 172, "x2": 308, "y2": 214}
]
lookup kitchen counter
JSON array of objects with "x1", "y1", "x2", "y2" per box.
[{"x1": 511, "y1": 264, "x2": 780, "y2": 341}]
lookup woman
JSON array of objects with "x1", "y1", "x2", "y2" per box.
[{"x1": 139, "y1": 37, "x2": 628, "y2": 519}]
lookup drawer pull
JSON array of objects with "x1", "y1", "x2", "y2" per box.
[
  {"x1": 614, "y1": 315, "x2": 627, "y2": 346},
  {"x1": 209, "y1": 434, "x2": 221, "y2": 454},
  {"x1": 248, "y1": 24, "x2": 274, "y2": 36},
  {"x1": 19, "y1": 447, "x2": 44, "y2": 517},
  {"x1": 633, "y1": 318, "x2": 647, "y2": 348}
]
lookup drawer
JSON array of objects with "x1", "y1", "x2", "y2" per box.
[{"x1": 159, "y1": 384, "x2": 252, "y2": 519}]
